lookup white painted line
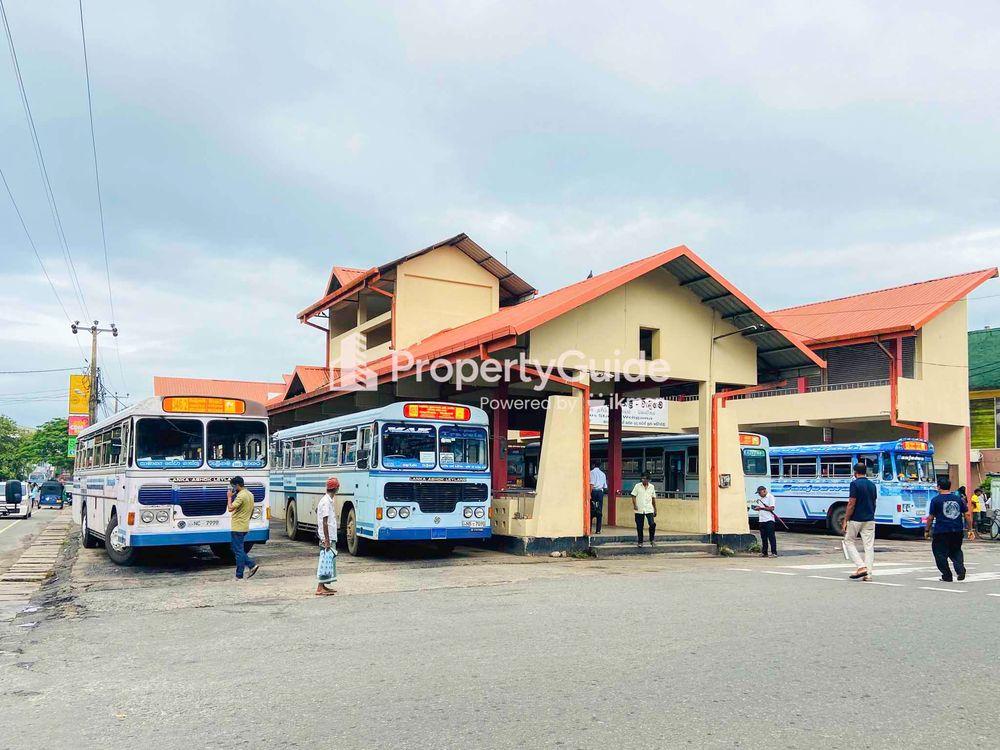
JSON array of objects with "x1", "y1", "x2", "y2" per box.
[
  {"x1": 782, "y1": 562, "x2": 909, "y2": 570},
  {"x1": 862, "y1": 566, "x2": 938, "y2": 577},
  {"x1": 917, "y1": 572, "x2": 1000, "y2": 583},
  {"x1": 764, "y1": 571, "x2": 796, "y2": 576},
  {"x1": 868, "y1": 581, "x2": 904, "y2": 587},
  {"x1": 919, "y1": 587, "x2": 966, "y2": 593},
  {"x1": 0, "y1": 521, "x2": 20, "y2": 536},
  {"x1": 988, "y1": 594, "x2": 1000, "y2": 598},
  {"x1": 726, "y1": 568, "x2": 752, "y2": 572},
  {"x1": 808, "y1": 575, "x2": 844, "y2": 581}
]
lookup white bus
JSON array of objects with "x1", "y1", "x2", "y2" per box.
[
  {"x1": 271, "y1": 401, "x2": 491, "y2": 555},
  {"x1": 1, "y1": 480, "x2": 32, "y2": 519},
  {"x1": 73, "y1": 396, "x2": 270, "y2": 565}
]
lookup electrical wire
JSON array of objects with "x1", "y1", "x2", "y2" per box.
[
  {"x1": 0, "y1": 367, "x2": 82, "y2": 374},
  {"x1": 0, "y1": 0, "x2": 91, "y2": 322}
]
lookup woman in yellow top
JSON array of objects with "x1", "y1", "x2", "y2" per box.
[{"x1": 970, "y1": 487, "x2": 984, "y2": 529}]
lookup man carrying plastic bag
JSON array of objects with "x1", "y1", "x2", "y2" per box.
[{"x1": 316, "y1": 476, "x2": 339, "y2": 597}]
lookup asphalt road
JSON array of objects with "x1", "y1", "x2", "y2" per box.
[
  {"x1": 0, "y1": 509, "x2": 53, "y2": 559},
  {"x1": 1, "y1": 530, "x2": 997, "y2": 749}
]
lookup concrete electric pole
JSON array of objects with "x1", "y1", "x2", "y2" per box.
[{"x1": 71, "y1": 320, "x2": 118, "y2": 423}]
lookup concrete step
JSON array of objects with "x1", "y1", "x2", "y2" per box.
[
  {"x1": 590, "y1": 533, "x2": 708, "y2": 546},
  {"x1": 590, "y1": 541, "x2": 716, "y2": 558}
]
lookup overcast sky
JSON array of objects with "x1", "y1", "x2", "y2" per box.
[{"x1": 1, "y1": 1, "x2": 998, "y2": 426}]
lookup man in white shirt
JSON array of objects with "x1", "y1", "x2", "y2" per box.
[
  {"x1": 752, "y1": 485, "x2": 778, "y2": 558},
  {"x1": 631, "y1": 473, "x2": 657, "y2": 548},
  {"x1": 589, "y1": 460, "x2": 608, "y2": 534},
  {"x1": 315, "y1": 477, "x2": 339, "y2": 597}
]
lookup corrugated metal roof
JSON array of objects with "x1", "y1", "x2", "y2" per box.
[
  {"x1": 153, "y1": 376, "x2": 286, "y2": 404},
  {"x1": 769, "y1": 268, "x2": 998, "y2": 346},
  {"x1": 271, "y1": 245, "x2": 824, "y2": 413},
  {"x1": 969, "y1": 327, "x2": 1000, "y2": 391}
]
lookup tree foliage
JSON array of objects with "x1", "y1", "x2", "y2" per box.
[{"x1": 0, "y1": 415, "x2": 72, "y2": 480}]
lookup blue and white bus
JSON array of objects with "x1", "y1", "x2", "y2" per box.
[
  {"x1": 270, "y1": 401, "x2": 491, "y2": 555},
  {"x1": 73, "y1": 396, "x2": 270, "y2": 565},
  {"x1": 768, "y1": 438, "x2": 937, "y2": 533}
]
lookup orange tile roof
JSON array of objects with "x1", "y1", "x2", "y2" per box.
[
  {"x1": 271, "y1": 244, "x2": 825, "y2": 413},
  {"x1": 769, "y1": 268, "x2": 998, "y2": 346},
  {"x1": 153, "y1": 376, "x2": 286, "y2": 405}
]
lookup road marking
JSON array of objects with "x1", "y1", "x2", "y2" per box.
[
  {"x1": 0, "y1": 521, "x2": 20, "y2": 536},
  {"x1": 917, "y1": 572, "x2": 1000, "y2": 583},
  {"x1": 988, "y1": 594, "x2": 1000, "y2": 598},
  {"x1": 764, "y1": 571, "x2": 796, "y2": 576},
  {"x1": 782, "y1": 562, "x2": 909, "y2": 570},
  {"x1": 867, "y1": 581, "x2": 904, "y2": 587},
  {"x1": 919, "y1": 587, "x2": 966, "y2": 593},
  {"x1": 808, "y1": 575, "x2": 844, "y2": 581},
  {"x1": 726, "y1": 568, "x2": 752, "y2": 572},
  {"x1": 862, "y1": 566, "x2": 938, "y2": 577}
]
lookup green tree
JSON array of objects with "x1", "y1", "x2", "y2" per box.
[
  {"x1": 0, "y1": 414, "x2": 31, "y2": 480},
  {"x1": 21, "y1": 418, "x2": 72, "y2": 475}
]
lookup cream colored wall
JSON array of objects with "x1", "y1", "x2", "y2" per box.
[
  {"x1": 329, "y1": 309, "x2": 393, "y2": 366},
  {"x1": 528, "y1": 393, "x2": 586, "y2": 538},
  {"x1": 899, "y1": 301, "x2": 969, "y2": 427},
  {"x1": 930, "y1": 423, "x2": 968, "y2": 488},
  {"x1": 394, "y1": 244, "x2": 499, "y2": 349},
  {"x1": 707, "y1": 385, "x2": 893, "y2": 431},
  {"x1": 528, "y1": 268, "x2": 757, "y2": 386}
]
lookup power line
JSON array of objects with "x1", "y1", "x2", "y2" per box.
[
  {"x1": 0, "y1": 367, "x2": 83, "y2": 374},
  {"x1": 77, "y1": 0, "x2": 128, "y2": 397},
  {"x1": 0, "y1": 0, "x2": 91, "y2": 320}
]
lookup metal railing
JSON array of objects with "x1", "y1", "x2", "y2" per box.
[{"x1": 724, "y1": 379, "x2": 890, "y2": 401}]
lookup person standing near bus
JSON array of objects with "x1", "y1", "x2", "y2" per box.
[
  {"x1": 316, "y1": 477, "x2": 339, "y2": 597},
  {"x1": 843, "y1": 462, "x2": 877, "y2": 581},
  {"x1": 226, "y1": 476, "x2": 259, "y2": 580},
  {"x1": 631, "y1": 473, "x2": 657, "y2": 548},
  {"x1": 970, "y1": 486, "x2": 984, "y2": 529},
  {"x1": 589, "y1": 460, "x2": 607, "y2": 534},
  {"x1": 925, "y1": 477, "x2": 973, "y2": 582},
  {"x1": 753, "y1": 485, "x2": 778, "y2": 558}
]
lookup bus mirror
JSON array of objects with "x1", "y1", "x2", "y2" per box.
[
  {"x1": 356, "y1": 449, "x2": 370, "y2": 469},
  {"x1": 110, "y1": 437, "x2": 123, "y2": 452},
  {"x1": 5, "y1": 482, "x2": 22, "y2": 503}
]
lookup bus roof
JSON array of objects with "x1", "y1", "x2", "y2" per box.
[
  {"x1": 770, "y1": 438, "x2": 933, "y2": 456},
  {"x1": 77, "y1": 395, "x2": 268, "y2": 439},
  {"x1": 272, "y1": 401, "x2": 489, "y2": 441}
]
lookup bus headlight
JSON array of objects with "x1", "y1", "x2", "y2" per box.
[
  {"x1": 386, "y1": 507, "x2": 397, "y2": 519},
  {"x1": 398, "y1": 507, "x2": 410, "y2": 519},
  {"x1": 140, "y1": 511, "x2": 154, "y2": 524},
  {"x1": 251, "y1": 507, "x2": 262, "y2": 520},
  {"x1": 474, "y1": 507, "x2": 485, "y2": 518},
  {"x1": 155, "y1": 510, "x2": 169, "y2": 523},
  {"x1": 463, "y1": 507, "x2": 473, "y2": 518}
]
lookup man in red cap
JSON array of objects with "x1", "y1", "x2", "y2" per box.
[{"x1": 316, "y1": 477, "x2": 340, "y2": 596}]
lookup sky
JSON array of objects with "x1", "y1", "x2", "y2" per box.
[{"x1": 1, "y1": 0, "x2": 998, "y2": 427}]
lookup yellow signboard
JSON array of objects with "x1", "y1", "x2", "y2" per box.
[
  {"x1": 68, "y1": 374, "x2": 91, "y2": 415},
  {"x1": 162, "y1": 397, "x2": 245, "y2": 414}
]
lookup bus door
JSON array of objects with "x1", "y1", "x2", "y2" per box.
[
  {"x1": 664, "y1": 450, "x2": 685, "y2": 495},
  {"x1": 354, "y1": 425, "x2": 374, "y2": 519}
]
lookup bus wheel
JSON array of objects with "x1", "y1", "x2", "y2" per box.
[
  {"x1": 345, "y1": 507, "x2": 369, "y2": 557},
  {"x1": 105, "y1": 513, "x2": 138, "y2": 566},
  {"x1": 285, "y1": 500, "x2": 305, "y2": 541},
  {"x1": 828, "y1": 504, "x2": 847, "y2": 536},
  {"x1": 80, "y1": 505, "x2": 99, "y2": 548}
]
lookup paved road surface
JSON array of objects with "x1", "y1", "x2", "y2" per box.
[{"x1": 0, "y1": 529, "x2": 996, "y2": 749}]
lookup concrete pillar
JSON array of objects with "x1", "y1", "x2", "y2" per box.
[
  {"x1": 696, "y1": 380, "x2": 713, "y2": 534},
  {"x1": 532, "y1": 393, "x2": 585, "y2": 538},
  {"x1": 608, "y1": 392, "x2": 622, "y2": 526},
  {"x1": 930, "y1": 423, "x2": 970, "y2": 490},
  {"x1": 491, "y1": 381, "x2": 509, "y2": 493}
]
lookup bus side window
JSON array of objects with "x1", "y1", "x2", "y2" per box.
[
  {"x1": 857, "y1": 453, "x2": 878, "y2": 478},
  {"x1": 770, "y1": 457, "x2": 781, "y2": 478},
  {"x1": 881, "y1": 452, "x2": 893, "y2": 480}
]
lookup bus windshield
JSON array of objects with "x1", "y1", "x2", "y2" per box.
[
  {"x1": 381, "y1": 423, "x2": 436, "y2": 469},
  {"x1": 741, "y1": 447, "x2": 768, "y2": 476},
  {"x1": 207, "y1": 420, "x2": 267, "y2": 468},
  {"x1": 136, "y1": 417, "x2": 204, "y2": 468},
  {"x1": 894, "y1": 453, "x2": 934, "y2": 483},
  {"x1": 439, "y1": 425, "x2": 488, "y2": 470}
]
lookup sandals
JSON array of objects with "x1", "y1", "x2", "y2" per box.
[{"x1": 849, "y1": 569, "x2": 868, "y2": 580}]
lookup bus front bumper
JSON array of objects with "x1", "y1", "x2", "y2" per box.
[
  {"x1": 129, "y1": 528, "x2": 270, "y2": 547},
  {"x1": 377, "y1": 526, "x2": 491, "y2": 541}
]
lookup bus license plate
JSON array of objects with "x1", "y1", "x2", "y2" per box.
[
  {"x1": 179, "y1": 519, "x2": 220, "y2": 528},
  {"x1": 463, "y1": 521, "x2": 486, "y2": 529}
]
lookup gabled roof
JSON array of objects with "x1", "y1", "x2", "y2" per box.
[
  {"x1": 769, "y1": 268, "x2": 998, "y2": 347},
  {"x1": 153, "y1": 376, "x2": 286, "y2": 405},
  {"x1": 277, "y1": 366, "x2": 331, "y2": 402},
  {"x1": 298, "y1": 233, "x2": 536, "y2": 322},
  {"x1": 969, "y1": 327, "x2": 1000, "y2": 391},
  {"x1": 271, "y1": 244, "x2": 825, "y2": 413}
]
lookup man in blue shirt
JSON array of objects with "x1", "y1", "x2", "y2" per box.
[
  {"x1": 925, "y1": 477, "x2": 973, "y2": 582},
  {"x1": 843, "y1": 462, "x2": 878, "y2": 581}
]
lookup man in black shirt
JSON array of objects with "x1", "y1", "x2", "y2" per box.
[
  {"x1": 924, "y1": 477, "x2": 973, "y2": 582},
  {"x1": 843, "y1": 462, "x2": 877, "y2": 581}
]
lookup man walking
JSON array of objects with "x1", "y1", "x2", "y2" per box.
[
  {"x1": 631, "y1": 473, "x2": 657, "y2": 548},
  {"x1": 752, "y1": 485, "x2": 778, "y2": 558},
  {"x1": 925, "y1": 477, "x2": 973, "y2": 582},
  {"x1": 316, "y1": 477, "x2": 339, "y2": 596},
  {"x1": 843, "y1": 462, "x2": 877, "y2": 581},
  {"x1": 589, "y1": 460, "x2": 607, "y2": 534},
  {"x1": 226, "y1": 476, "x2": 259, "y2": 580}
]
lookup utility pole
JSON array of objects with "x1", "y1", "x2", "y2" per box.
[{"x1": 71, "y1": 320, "x2": 118, "y2": 423}]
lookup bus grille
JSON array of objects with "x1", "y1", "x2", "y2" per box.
[
  {"x1": 138, "y1": 484, "x2": 265, "y2": 517},
  {"x1": 384, "y1": 482, "x2": 488, "y2": 514}
]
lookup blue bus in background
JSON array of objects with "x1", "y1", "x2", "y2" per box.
[{"x1": 768, "y1": 438, "x2": 937, "y2": 534}]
